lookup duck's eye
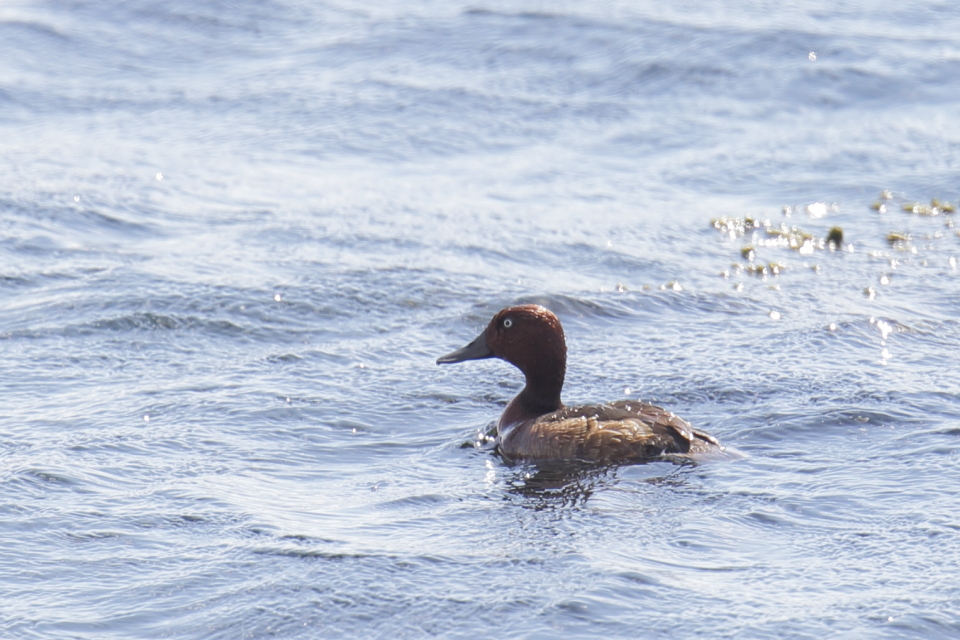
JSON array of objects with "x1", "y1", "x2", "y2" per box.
[{"x1": 503, "y1": 318, "x2": 513, "y2": 328}]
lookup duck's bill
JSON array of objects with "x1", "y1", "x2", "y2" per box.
[{"x1": 436, "y1": 333, "x2": 493, "y2": 364}]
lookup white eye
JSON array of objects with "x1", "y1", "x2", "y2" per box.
[{"x1": 503, "y1": 318, "x2": 513, "y2": 328}]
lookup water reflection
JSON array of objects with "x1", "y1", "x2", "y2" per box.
[{"x1": 501, "y1": 459, "x2": 695, "y2": 510}]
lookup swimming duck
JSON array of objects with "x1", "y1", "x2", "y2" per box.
[{"x1": 437, "y1": 304, "x2": 725, "y2": 463}]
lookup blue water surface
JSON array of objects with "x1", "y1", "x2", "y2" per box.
[{"x1": 2, "y1": 1, "x2": 960, "y2": 638}]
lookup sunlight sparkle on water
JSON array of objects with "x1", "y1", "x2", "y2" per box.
[
  {"x1": 875, "y1": 320, "x2": 893, "y2": 340},
  {"x1": 805, "y1": 202, "x2": 828, "y2": 218},
  {"x1": 485, "y1": 459, "x2": 497, "y2": 486}
]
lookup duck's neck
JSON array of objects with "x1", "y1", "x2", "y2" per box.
[{"x1": 499, "y1": 361, "x2": 565, "y2": 430}]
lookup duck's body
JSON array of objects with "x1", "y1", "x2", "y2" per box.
[
  {"x1": 498, "y1": 401, "x2": 722, "y2": 463},
  {"x1": 437, "y1": 304, "x2": 726, "y2": 464}
]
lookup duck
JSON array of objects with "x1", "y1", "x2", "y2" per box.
[{"x1": 437, "y1": 304, "x2": 726, "y2": 463}]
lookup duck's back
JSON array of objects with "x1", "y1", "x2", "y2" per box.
[{"x1": 498, "y1": 400, "x2": 722, "y2": 463}]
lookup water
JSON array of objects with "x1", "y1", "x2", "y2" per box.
[{"x1": 2, "y1": 1, "x2": 960, "y2": 638}]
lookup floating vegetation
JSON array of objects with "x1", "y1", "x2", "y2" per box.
[
  {"x1": 731, "y1": 261, "x2": 787, "y2": 277},
  {"x1": 886, "y1": 231, "x2": 910, "y2": 244},
  {"x1": 711, "y1": 216, "x2": 838, "y2": 255},
  {"x1": 710, "y1": 216, "x2": 766, "y2": 239},
  {"x1": 827, "y1": 226, "x2": 844, "y2": 248},
  {"x1": 714, "y1": 193, "x2": 956, "y2": 289},
  {"x1": 870, "y1": 191, "x2": 954, "y2": 216},
  {"x1": 921, "y1": 198, "x2": 957, "y2": 214},
  {"x1": 902, "y1": 199, "x2": 955, "y2": 216},
  {"x1": 765, "y1": 223, "x2": 816, "y2": 252},
  {"x1": 902, "y1": 202, "x2": 940, "y2": 216},
  {"x1": 712, "y1": 214, "x2": 850, "y2": 282},
  {"x1": 765, "y1": 224, "x2": 813, "y2": 242},
  {"x1": 885, "y1": 231, "x2": 918, "y2": 253}
]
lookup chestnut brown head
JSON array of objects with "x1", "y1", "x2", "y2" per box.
[{"x1": 437, "y1": 304, "x2": 567, "y2": 383}]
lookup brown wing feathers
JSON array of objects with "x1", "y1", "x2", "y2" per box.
[{"x1": 500, "y1": 402, "x2": 700, "y2": 462}]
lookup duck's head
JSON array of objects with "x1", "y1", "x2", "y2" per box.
[{"x1": 436, "y1": 304, "x2": 567, "y2": 380}]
